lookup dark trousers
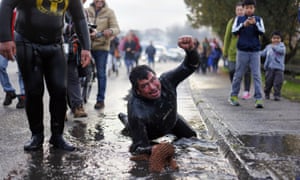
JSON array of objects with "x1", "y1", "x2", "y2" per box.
[
  {"x1": 264, "y1": 69, "x2": 284, "y2": 97},
  {"x1": 67, "y1": 59, "x2": 83, "y2": 110},
  {"x1": 170, "y1": 114, "x2": 197, "y2": 138},
  {"x1": 15, "y1": 33, "x2": 67, "y2": 135},
  {"x1": 228, "y1": 61, "x2": 251, "y2": 92}
]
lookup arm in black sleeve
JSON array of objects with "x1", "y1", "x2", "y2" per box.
[
  {"x1": 183, "y1": 48, "x2": 200, "y2": 68},
  {"x1": 68, "y1": 0, "x2": 91, "y2": 50},
  {"x1": 73, "y1": 19, "x2": 91, "y2": 50},
  {"x1": 0, "y1": 0, "x2": 18, "y2": 42}
]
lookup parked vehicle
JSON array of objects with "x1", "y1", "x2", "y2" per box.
[{"x1": 165, "y1": 48, "x2": 185, "y2": 62}]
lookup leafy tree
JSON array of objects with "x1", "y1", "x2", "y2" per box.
[{"x1": 185, "y1": 0, "x2": 300, "y2": 63}]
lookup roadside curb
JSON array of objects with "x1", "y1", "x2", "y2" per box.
[{"x1": 188, "y1": 74, "x2": 275, "y2": 180}]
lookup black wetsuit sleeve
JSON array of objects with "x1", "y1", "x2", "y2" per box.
[
  {"x1": 161, "y1": 49, "x2": 200, "y2": 87},
  {"x1": 0, "y1": 0, "x2": 19, "y2": 42},
  {"x1": 67, "y1": 1, "x2": 91, "y2": 50},
  {"x1": 128, "y1": 116, "x2": 152, "y2": 155}
]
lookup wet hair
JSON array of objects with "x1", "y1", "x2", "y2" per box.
[
  {"x1": 243, "y1": 0, "x2": 256, "y2": 6},
  {"x1": 129, "y1": 65, "x2": 156, "y2": 90},
  {"x1": 271, "y1": 30, "x2": 282, "y2": 40}
]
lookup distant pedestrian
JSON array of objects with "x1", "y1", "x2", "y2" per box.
[
  {"x1": 107, "y1": 35, "x2": 120, "y2": 76},
  {"x1": 229, "y1": 0, "x2": 265, "y2": 108},
  {"x1": 145, "y1": 41, "x2": 156, "y2": 68},
  {"x1": 260, "y1": 31, "x2": 286, "y2": 101},
  {"x1": 199, "y1": 38, "x2": 211, "y2": 74},
  {"x1": 129, "y1": 30, "x2": 142, "y2": 66},
  {"x1": 223, "y1": 2, "x2": 252, "y2": 100},
  {"x1": 123, "y1": 33, "x2": 136, "y2": 74},
  {"x1": 211, "y1": 42, "x2": 222, "y2": 73}
]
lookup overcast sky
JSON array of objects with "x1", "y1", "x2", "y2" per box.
[{"x1": 84, "y1": 0, "x2": 189, "y2": 31}]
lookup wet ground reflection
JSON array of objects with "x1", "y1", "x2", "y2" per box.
[
  {"x1": 239, "y1": 134, "x2": 300, "y2": 156},
  {"x1": 6, "y1": 113, "x2": 237, "y2": 179},
  {"x1": 238, "y1": 134, "x2": 300, "y2": 179},
  {"x1": 5, "y1": 69, "x2": 237, "y2": 179}
]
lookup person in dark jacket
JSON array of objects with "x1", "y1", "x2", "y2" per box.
[
  {"x1": 145, "y1": 41, "x2": 156, "y2": 68},
  {"x1": 229, "y1": 0, "x2": 265, "y2": 108},
  {"x1": 0, "y1": 0, "x2": 91, "y2": 151},
  {"x1": 118, "y1": 35, "x2": 199, "y2": 155}
]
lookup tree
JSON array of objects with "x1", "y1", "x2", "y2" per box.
[{"x1": 185, "y1": 0, "x2": 300, "y2": 63}]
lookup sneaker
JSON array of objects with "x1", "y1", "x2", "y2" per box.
[
  {"x1": 242, "y1": 91, "x2": 251, "y2": 100},
  {"x1": 3, "y1": 91, "x2": 17, "y2": 106},
  {"x1": 255, "y1": 99, "x2": 264, "y2": 108},
  {"x1": 73, "y1": 105, "x2": 87, "y2": 118},
  {"x1": 94, "y1": 101, "x2": 105, "y2": 109},
  {"x1": 16, "y1": 95, "x2": 25, "y2": 109},
  {"x1": 228, "y1": 96, "x2": 240, "y2": 106}
]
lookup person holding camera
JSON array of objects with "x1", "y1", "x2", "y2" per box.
[
  {"x1": 229, "y1": 0, "x2": 265, "y2": 108},
  {"x1": 85, "y1": 0, "x2": 120, "y2": 110}
]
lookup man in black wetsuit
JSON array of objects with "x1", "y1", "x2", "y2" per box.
[
  {"x1": 119, "y1": 35, "x2": 200, "y2": 155},
  {"x1": 0, "y1": 0, "x2": 91, "y2": 151}
]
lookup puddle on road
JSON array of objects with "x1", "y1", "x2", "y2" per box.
[
  {"x1": 238, "y1": 134, "x2": 300, "y2": 156},
  {"x1": 238, "y1": 134, "x2": 300, "y2": 179},
  {"x1": 5, "y1": 94, "x2": 237, "y2": 179},
  {"x1": 5, "y1": 114, "x2": 237, "y2": 179}
]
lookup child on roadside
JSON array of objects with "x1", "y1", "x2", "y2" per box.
[
  {"x1": 260, "y1": 31, "x2": 286, "y2": 101},
  {"x1": 223, "y1": 2, "x2": 252, "y2": 100},
  {"x1": 229, "y1": 0, "x2": 265, "y2": 108}
]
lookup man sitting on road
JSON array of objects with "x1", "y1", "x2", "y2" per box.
[{"x1": 118, "y1": 35, "x2": 200, "y2": 155}]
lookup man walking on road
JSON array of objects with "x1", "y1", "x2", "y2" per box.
[{"x1": 0, "y1": 0, "x2": 91, "y2": 151}]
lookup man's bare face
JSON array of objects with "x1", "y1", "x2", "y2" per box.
[
  {"x1": 136, "y1": 72, "x2": 161, "y2": 100},
  {"x1": 94, "y1": 0, "x2": 104, "y2": 9}
]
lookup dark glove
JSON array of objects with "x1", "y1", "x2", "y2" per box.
[{"x1": 149, "y1": 142, "x2": 178, "y2": 173}]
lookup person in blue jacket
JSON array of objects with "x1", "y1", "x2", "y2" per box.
[{"x1": 228, "y1": 0, "x2": 265, "y2": 108}]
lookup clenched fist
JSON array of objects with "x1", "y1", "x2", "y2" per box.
[{"x1": 177, "y1": 35, "x2": 195, "y2": 51}]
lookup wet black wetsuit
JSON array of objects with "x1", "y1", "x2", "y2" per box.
[
  {"x1": 127, "y1": 49, "x2": 200, "y2": 154},
  {"x1": 0, "y1": 0, "x2": 90, "y2": 135}
]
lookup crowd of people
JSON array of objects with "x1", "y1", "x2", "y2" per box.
[{"x1": 0, "y1": 0, "x2": 287, "y2": 173}]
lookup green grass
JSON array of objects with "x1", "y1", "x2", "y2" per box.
[{"x1": 281, "y1": 80, "x2": 300, "y2": 102}]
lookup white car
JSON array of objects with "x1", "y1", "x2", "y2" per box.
[{"x1": 165, "y1": 48, "x2": 185, "y2": 62}]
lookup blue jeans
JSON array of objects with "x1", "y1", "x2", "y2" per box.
[
  {"x1": 230, "y1": 50, "x2": 263, "y2": 99},
  {"x1": 125, "y1": 58, "x2": 135, "y2": 74},
  {"x1": 0, "y1": 54, "x2": 25, "y2": 94},
  {"x1": 91, "y1": 50, "x2": 108, "y2": 102}
]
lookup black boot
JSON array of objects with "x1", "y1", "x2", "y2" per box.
[
  {"x1": 24, "y1": 134, "x2": 44, "y2": 151},
  {"x1": 49, "y1": 135, "x2": 75, "y2": 151},
  {"x1": 118, "y1": 113, "x2": 130, "y2": 136},
  {"x1": 16, "y1": 95, "x2": 25, "y2": 109},
  {"x1": 3, "y1": 91, "x2": 17, "y2": 106}
]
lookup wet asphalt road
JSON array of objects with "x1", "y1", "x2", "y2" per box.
[{"x1": 0, "y1": 61, "x2": 237, "y2": 179}]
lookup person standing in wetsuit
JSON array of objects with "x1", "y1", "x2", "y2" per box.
[
  {"x1": 0, "y1": 0, "x2": 91, "y2": 151},
  {"x1": 119, "y1": 35, "x2": 200, "y2": 155}
]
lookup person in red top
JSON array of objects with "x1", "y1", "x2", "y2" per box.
[{"x1": 129, "y1": 30, "x2": 142, "y2": 66}]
